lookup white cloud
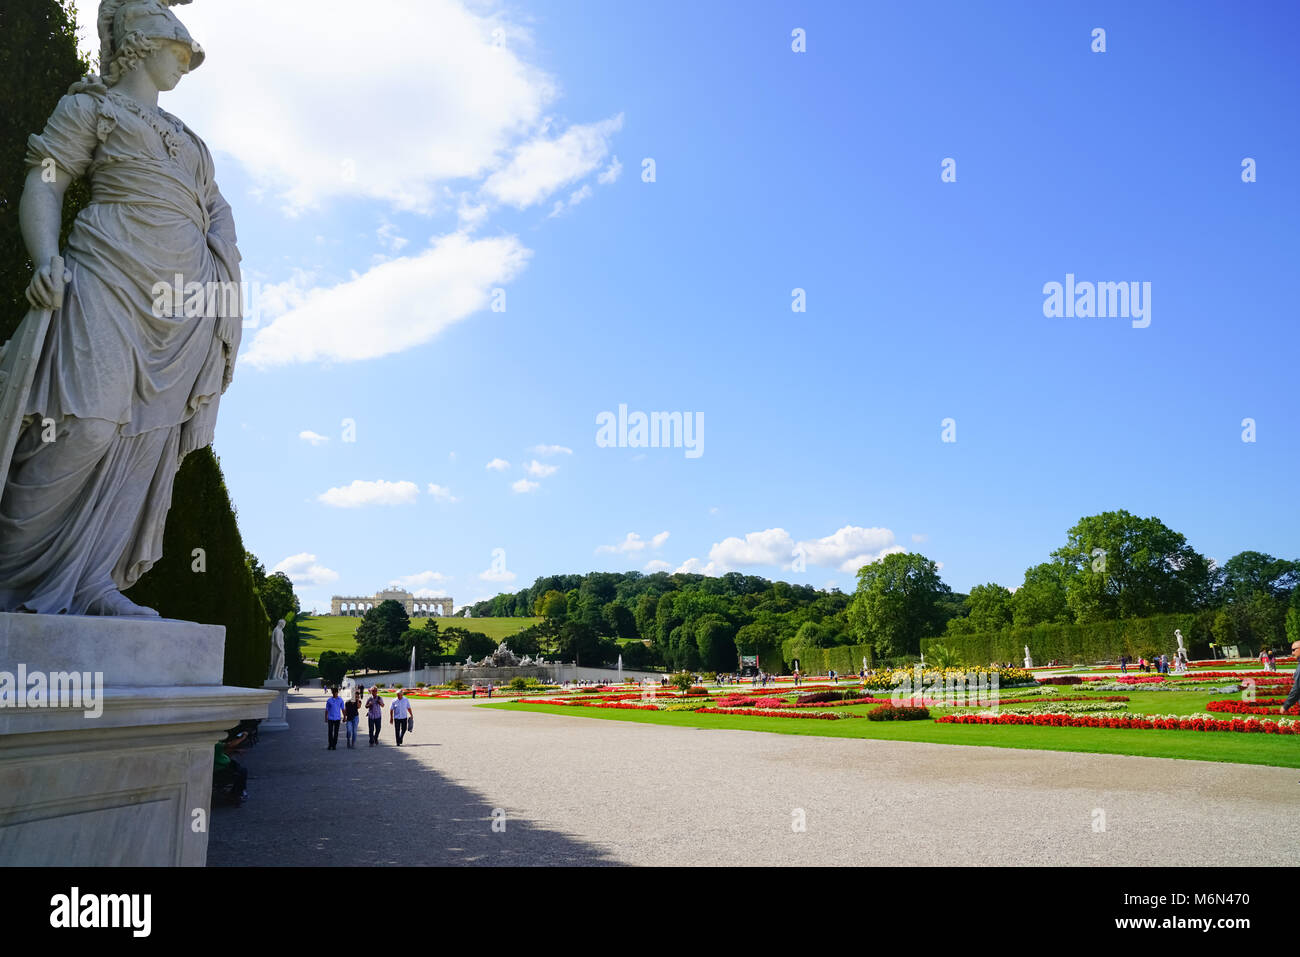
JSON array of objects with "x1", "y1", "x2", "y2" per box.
[
  {"x1": 376, "y1": 221, "x2": 409, "y2": 254},
  {"x1": 524, "y1": 460, "x2": 558, "y2": 478},
  {"x1": 511, "y1": 478, "x2": 540, "y2": 494},
  {"x1": 531, "y1": 444, "x2": 573, "y2": 456},
  {"x1": 135, "y1": 0, "x2": 562, "y2": 214},
  {"x1": 482, "y1": 114, "x2": 624, "y2": 209},
  {"x1": 479, "y1": 566, "x2": 517, "y2": 583},
  {"x1": 299, "y1": 430, "x2": 329, "y2": 446},
  {"x1": 426, "y1": 483, "x2": 459, "y2": 503},
  {"x1": 390, "y1": 571, "x2": 450, "y2": 592},
  {"x1": 243, "y1": 232, "x2": 531, "y2": 368},
  {"x1": 798, "y1": 526, "x2": 901, "y2": 574},
  {"x1": 549, "y1": 183, "x2": 592, "y2": 218},
  {"x1": 317, "y1": 479, "x2": 420, "y2": 508},
  {"x1": 676, "y1": 525, "x2": 905, "y2": 576},
  {"x1": 598, "y1": 155, "x2": 623, "y2": 185},
  {"x1": 486, "y1": 458, "x2": 511, "y2": 471},
  {"x1": 272, "y1": 553, "x2": 339, "y2": 587},
  {"x1": 644, "y1": 559, "x2": 671, "y2": 572},
  {"x1": 598, "y1": 530, "x2": 669, "y2": 555}
]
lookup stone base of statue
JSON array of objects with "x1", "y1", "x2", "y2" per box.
[
  {"x1": 1024, "y1": 657, "x2": 1033, "y2": 669},
  {"x1": 0, "y1": 612, "x2": 274, "y2": 866},
  {"x1": 261, "y1": 677, "x2": 290, "y2": 732}
]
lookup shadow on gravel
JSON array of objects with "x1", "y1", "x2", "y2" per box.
[{"x1": 207, "y1": 694, "x2": 618, "y2": 867}]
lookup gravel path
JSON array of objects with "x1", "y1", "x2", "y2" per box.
[{"x1": 208, "y1": 690, "x2": 1300, "y2": 866}]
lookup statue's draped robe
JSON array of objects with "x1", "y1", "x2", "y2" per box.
[{"x1": 0, "y1": 81, "x2": 239, "y2": 614}]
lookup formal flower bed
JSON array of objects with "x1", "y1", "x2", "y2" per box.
[
  {"x1": 1083, "y1": 675, "x2": 1167, "y2": 684},
  {"x1": 513, "y1": 697, "x2": 662, "y2": 711},
  {"x1": 1179, "y1": 671, "x2": 1293, "y2": 680},
  {"x1": 792, "y1": 695, "x2": 891, "y2": 708},
  {"x1": 866, "y1": 705, "x2": 930, "y2": 721},
  {"x1": 1036, "y1": 676, "x2": 1084, "y2": 686},
  {"x1": 696, "y1": 706, "x2": 857, "y2": 720},
  {"x1": 981, "y1": 694, "x2": 1130, "y2": 707},
  {"x1": 936, "y1": 712, "x2": 1300, "y2": 733},
  {"x1": 991, "y1": 701, "x2": 1130, "y2": 714},
  {"x1": 861, "y1": 666, "x2": 1035, "y2": 690},
  {"x1": 1080, "y1": 681, "x2": 1238, "y2": 693},
  {"x1": 1205, "y1": 698, "x2": 1299, "y2": 716}
]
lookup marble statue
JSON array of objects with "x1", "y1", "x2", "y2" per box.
[
  {"x1": 1175, "y1": 629, "x2": 1185, "y2": 653},
  {"x1": 0, "y1": 0, "x2": 239, "y2": 617},
  {"x1": 1023, "y1": 645, "x2": 1033, "y2": 668},
  {"x1": 267, "y1": 618, "x2": 286, "y2": 681}
]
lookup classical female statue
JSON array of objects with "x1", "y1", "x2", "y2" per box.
[{"x1": 0, "y1": 0, "x2": 240, "y2": 616}]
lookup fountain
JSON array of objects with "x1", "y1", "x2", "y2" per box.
[{"x1": 458, "y1": 641, "x2": 553, "y2": 681}]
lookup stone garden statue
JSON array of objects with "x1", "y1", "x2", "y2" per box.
[
  {"x1": 1023, "y1": 645, "x2": 1033, "y2": 668},
  {"x1": 0, "y1": 0, "x2": 240, "y2": 616},
  {"x1": 268, "y1": 619, "x2": 286, "y2": 681}
]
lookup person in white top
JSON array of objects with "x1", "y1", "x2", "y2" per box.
[{"x1": 389, "y1": 689, "x2": 413, "y2": 746}]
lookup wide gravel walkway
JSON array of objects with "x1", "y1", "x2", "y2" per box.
[{"x1": 208, "y1": 690, "x2": 1299, "y2": 866}]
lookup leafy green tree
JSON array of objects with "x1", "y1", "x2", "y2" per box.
[
  {"x1": 965, "y1": 583, "x2": 1013, "y2": 632},
  {"x1": 318, "y1": 651, "x2": 350, "y2": 687},
  {"x1": 846, "y1": 552, "x2": 951, "y2": 658},
  {"x1": 1218, "y1": 552, "x2": 1298, "y2": 602},
  {"x1": 449, "y1": 629, "x2": 495, "y2": 662},
  {"x1": 354, "y1": 600, "x2": 410, "y2": 649},
  {"x1": 1, "y1": 0, "x2": 91, "y2": 336},
  {"x1": 1052, "y1": 511, "x2": 1212, "y2": 622},
  {"x1": 1285, "y1": 587, "x2": 1300, "y2": 649},
  {"x1": 258, "y1": 571, "x2": 299, "y2": 623},
  {"x1": 694, "y1": 614, "x2": 737, "y2": 671},
  {"x1": 534, "y1": 589, "x2": 567, "y2": 619},
  {"x1": 1012, "y1": 561, "x2": 1072, "y2": 627},
  {"x1": 602, "y1": 600, "x2": 637, "y2": 640},
  {"x1": 634, "y1": 592, "x2": 659, "y2": 638},
  {"x1": 557, "y1": 620, "x2": 601, "y2": 665}
]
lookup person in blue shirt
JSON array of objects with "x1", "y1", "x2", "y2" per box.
[{"x1": 324, "y1": 687, "x2": 344, "y2": 750}]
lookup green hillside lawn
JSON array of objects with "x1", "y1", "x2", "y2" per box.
[
  {"x1": 296, "y1": 615, "x2": 542, "y2": 660},
  {"x1": 478, "y1": 687, "x2": 1300, "y2": 768}
]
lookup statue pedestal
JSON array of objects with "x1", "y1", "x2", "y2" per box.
[
  {"x1": 0, "y1": 613, "x2": 274, "y2": 866},
  {"x1": 262, "y1": 678, "x2": 290, "y2": 731}
]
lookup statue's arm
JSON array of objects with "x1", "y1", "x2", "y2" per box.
[{"x1": 18, "y1": 165, "x2": 73, "y2": 310}]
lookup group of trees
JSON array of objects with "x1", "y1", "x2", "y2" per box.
[
  {"x1": 936, "y1": 511, "x2": 1298, "y2": 656},
  {"x1": 471, "y1": 511, "x2": 1300, "y2": 671}
]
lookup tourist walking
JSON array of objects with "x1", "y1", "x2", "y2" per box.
[
  {"x1": 365, "y1": 687, "x2": 384, "y2": 746},
  {"x1": 390, "y1": 689, "x2": 412, "y2": 746},
  {"x1": 1283, "y1": 638, "x2": 1300, "y2": 713},
  {"x1": 324, "y1": 687, "x2": 344, "y2": 750},
  {"x1": 343, "y1": 690, "x2": 360, "y2": 748}
]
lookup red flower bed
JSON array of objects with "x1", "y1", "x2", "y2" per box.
[
  {"x1": 935, "y1": 713, "x2": 1298, "y2": 734},
  {"x1": 790, "y1": 695, "x2": 892, "y2": 708},
  {"x1": 1082, "y1": 675, "x2": 1167, "y2": 684},
  {"x1": 1037, "y1": 676, "x2": 1083, "y2": 685},
  {"x1": 1179, "y1": 671, "x2": 1292, "y2": 680},
  {"x1": 1205, "y1": 699, "x2": 1299, "y2": 716}
]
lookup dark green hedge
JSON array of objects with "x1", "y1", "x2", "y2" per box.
[
  {"x1": 921, "y1": 612, "x2": 1214, "y2": 666},
  {"x1": 126, "y1": 447, "x2": 270, "y2": 688}
]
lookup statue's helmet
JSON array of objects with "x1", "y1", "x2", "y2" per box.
[{"x1": 99, "y1": 0, "x2": 205, "y2": 77}]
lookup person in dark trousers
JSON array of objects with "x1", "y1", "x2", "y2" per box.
[
  {"x1": 365, "y1": 686, "x2": 384, "y2": 746},
  {"x1": 343, "y1": 690, "x2": 361, "y2": 748},
  {"x1": 324, "y1": 687, "x2": 344, "y2": 750},
  {"x1": 213, "y1": 739, "x2": 247, "y2": 804},
  {"x1": 390, "y1": 689, "x2": 412, "y2": 745}
]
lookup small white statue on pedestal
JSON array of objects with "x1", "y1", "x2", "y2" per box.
[{"x1": 1023, "y1": 645, "x2": 1033, "y2": 669}]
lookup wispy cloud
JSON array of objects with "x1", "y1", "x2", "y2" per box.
[{"x1": 317, "y1": 479, "x2": 420, "y2": 508}]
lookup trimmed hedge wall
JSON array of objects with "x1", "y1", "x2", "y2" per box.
[
  {"x1": 126, "y1": 448, "x2": 270, "y2": 688},
  {"x1": 921, "y1": 612, "x2": 1214, "y2": 666},
  {"x1": 782, "y1": 641, "x2": 876, "y2": 675}
]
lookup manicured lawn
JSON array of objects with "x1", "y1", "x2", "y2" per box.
[
  {"x1": 477, "y1": 697, "x2": 1300, "y2": 768},
  {"x1": 296, "y1": 615, "x2": 541, "y2": 659}
]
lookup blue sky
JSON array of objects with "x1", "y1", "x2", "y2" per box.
[{"x1": 77, "y1": 1, "x2": 1300, "y2": 612}]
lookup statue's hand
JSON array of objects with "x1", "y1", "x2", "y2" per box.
[{"x1": 25, "y1": 262, "x2": 71, "y2": 310}]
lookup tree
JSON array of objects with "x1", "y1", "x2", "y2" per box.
[
  {"x1": 354, "y1": 599, "x2": 410, "y2": 649},
  {"x1": 557, "y1": 621, "x2": 601, "y2": 665},
  {"x1": 448, "y1": 629, "x2": 495, "y2": 662},
  {"x1": 846, "y1": 552, "x2": 950, "y2": 658},
  {"x1": 1051, "y1": 511, "x2": 1212, "y2": 622},
  {"x1": 602, "y1": 600, "x2": 637, "y2": 640},
  {"x1": 258, "y1": 571, "x2": 300, "y2": 623},
  {"x1": 965, "y1": 583, "x2": 1013, "y2": 632},
  {"x1": 1012, "y1": 562, "x2": 1072, "y2": 627},
  {"x1": 1, "y1": 0, "x2": 91, "y2": 336},
  {"x1": 318, "y1": 651, "x2": 351, "y2": 687},
  {"x1": 694, "y1": 614, "x2": 737, "y2": 671},
  {"x1": 534, "y1": 589, "x2": 567, "y2": 620},
  {"x1": 1219, "y1": 552, "x2": 1298, "y2": 603}
]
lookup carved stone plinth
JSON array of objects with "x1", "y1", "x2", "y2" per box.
[{"x1": 0, "y1": 613, "x2": 274, "y2": 865}]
